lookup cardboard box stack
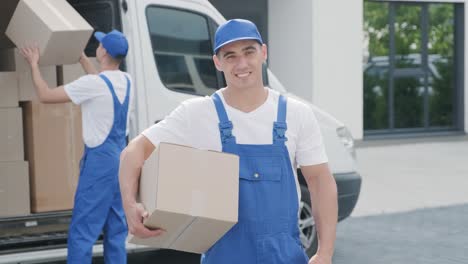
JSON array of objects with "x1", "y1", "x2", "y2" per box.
[
  {"x1": 0, "y1": 48, "x2": 58, "y2": 101},
  {"x1": 23, "y1": 102, "x2": 83, "y2": 212},
  {"x1": 0, "y1": 0, "x2": 93, "y2": 215},
  {"x1": 0, "y1": 1, "x2": 29, "y2": 217},
  {"x1": 129, "y1": 143, "x2": 240, "y2": 254},
  {"x1": 61, "y1": 57, "x2": 99, "y2": 84},
  {"x1": 0, "y1": 160, "x2": 29, "y2": 217},
  {"x1": 0, "y1": 102, "x2": 29, "y2": 217}
]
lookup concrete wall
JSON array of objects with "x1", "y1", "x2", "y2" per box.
[
  {"x1": 268, "y1": 0, "x2": 314, "y2": 101},
  {"x1": 269, "y1": 0, "x2": 364, "y2": 139},
  {"x1": 270, "y1": 0, "x2": 468, "y2": 138}
]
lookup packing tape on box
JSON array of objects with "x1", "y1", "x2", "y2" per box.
[{"x1": 166, "y1": 216, "x2": 197, "y2": 249}]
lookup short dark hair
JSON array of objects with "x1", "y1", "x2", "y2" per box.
[{"x1": 109, "y1": 55, "x2": 123, "y2": 65}]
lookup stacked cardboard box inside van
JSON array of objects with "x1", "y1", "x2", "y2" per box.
[{"x1": 0, "y1": 0, "x2": 93, "y2": 216}]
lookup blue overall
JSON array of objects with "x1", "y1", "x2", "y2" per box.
[
  {"x1": 201, "y1": 93, "x2": 309, "y2": 264},
  {"x1": 67, "y1": 74, "x2": 129, "y2": 264}
]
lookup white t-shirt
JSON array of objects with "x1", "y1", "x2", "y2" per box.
[
  {"x1": 142, "y1": 88, "x2": 328, "y2": 200},
  {"x1": 64, "y1": 70, "x2": 134, "y2": 148}
]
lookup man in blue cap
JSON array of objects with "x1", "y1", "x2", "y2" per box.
[
  {"x1": 119, "y1": 19, "x2": 337, "y2": 264},
  {"x1": 21, "y1": 29, "x2": 133, "y2": 263}
]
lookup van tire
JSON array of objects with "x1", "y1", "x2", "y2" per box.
[{"x1": 299, "y1": 185, "x2": 318, "y2": 257}]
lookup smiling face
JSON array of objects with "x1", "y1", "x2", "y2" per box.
[{"x1": 213, "y1": 39, "x2": 267, "y2": 91}]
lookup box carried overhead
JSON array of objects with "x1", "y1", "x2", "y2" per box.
[
  {"x1": 129, "y1": 143, "x2": 239, "y2": 254},
  {"x1": 6, "y1": 0, "x2": 93, "y2": 66}
]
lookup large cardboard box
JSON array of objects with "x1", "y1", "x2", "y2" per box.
[
  {"x1": 0, "y1": 72, "x2": 19, "y2": 107},
  {"x1": 61, "y1": 57, "x2": 99, "y2": 84},
  {"x1": 0, "y1": 0, "x2": 20, "y2": 49},
  {"x1": 0, "y1": 108, "x2": 24, "y2": 161},
  {"x1": 0, "y1": 48, "x2": 27, "y2": 72},
  {"x1": 0, "y1": 49, "x2": 56, "y2": 101},
  {"x1": 6, "y1": 0, "x2": 93, "y2": 66},
  {"x1": 129, "y1": 143, "x2": 239, "y2": 254},
  {"x1": 0, "y1": 161, "x2": 30, "y2": 217},
  {"x1": 18, "y1": 65, "x2": 57, "y2": 102},
  {"x1": 23, "y1": 102, "x2": 83, "y2": 212}
]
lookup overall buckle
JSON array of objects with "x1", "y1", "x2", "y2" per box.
[
  {"x1": 273, "y1": 122, "x2": 288, "y2": 142},
  {"x1": 219, "y1": 121, "x2": 235, "y2": 143}
]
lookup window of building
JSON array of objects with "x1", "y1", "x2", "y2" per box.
[{"x1": 364, "y1": 1, "x2": 463, "y2": 135}]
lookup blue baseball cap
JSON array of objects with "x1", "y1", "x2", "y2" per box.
[
  {"x1": 94, "y1": 29, "x2": 129, "y2": 59},
  {"x1": 214, "y1": 19, "x2": 263, "y2": 54}
]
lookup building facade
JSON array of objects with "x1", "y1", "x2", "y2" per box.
[{"x1": 209, "y1": 0, "x2": 467, "y2": 140}]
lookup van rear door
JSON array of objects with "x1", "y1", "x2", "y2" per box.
[{"x1": 67, "y1": 0, "x2": 123, "y2": 57}]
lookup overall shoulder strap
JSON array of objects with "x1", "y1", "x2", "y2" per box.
[
  {"x1": 273, "y1": 94, "x2": 288, "y2": 145},
  {"x1": 211, "y1": 93, "x2": 236, "y2": 144},
  {"x1": 122, "y1": 75, "x2": 131, "y2": 107},
  {"x1": 99, "y1": 74, "x2": 118, "y2": 101}
]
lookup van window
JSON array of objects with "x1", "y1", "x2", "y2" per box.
[{"x1": 146, "y1": 6, "x2": 222, "y2": 96}]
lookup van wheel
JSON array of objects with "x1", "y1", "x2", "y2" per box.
[{"x1": 300, "y1": 185, "x2": 318, "y2": 257}]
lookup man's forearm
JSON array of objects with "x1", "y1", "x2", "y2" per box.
[
  {"x1": 119, "y1": 148, "x2": 142, "y2": 210},
  {"x1": 31, "y1": 64, "x2": 52, "y2": 101},
  {"x1": 79, "y1": 56, "x2": 98, "y2": 75},
  {"x1": 309, "y1": 173, "x2": 338, "y2": 257},
  {"x1": 120, "y1": 136, "x2": 157, "y2": 210},
  {"x1": 119, "y1": 136, "x2": 164, "y2": 238}
]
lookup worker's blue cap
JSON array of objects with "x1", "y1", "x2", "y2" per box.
[
  {"x1": 213, "y1": 19, "x2": 263, "y2": 54},
  {"x1": 94, "y1": 29, "x2": 128, "y2": 59}
]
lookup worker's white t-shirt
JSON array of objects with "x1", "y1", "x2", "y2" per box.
[
  {"x1": 142, "y1": 88, "x2": 328, "y2": 200},
  {"x1": 64, "y1": 70, "x2": 134, "y2": 148}
]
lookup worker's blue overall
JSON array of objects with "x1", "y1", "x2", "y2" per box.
[
  {"x1": 67, "y1": 74, "x2": 129, "y2": 264},
  {"x1": 201, "y1": 93, "x2": 309, "y2": 264}
]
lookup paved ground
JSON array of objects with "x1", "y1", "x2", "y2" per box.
[
  {"x1": 333, "y1": 204, "x2": 468, "y2": 264},
  {"x1": 332, "y1": 135, "x2": 468, "y2": 264},
  {"x1": 352, "y1": 135, "x2": 468, "y2": 217}
]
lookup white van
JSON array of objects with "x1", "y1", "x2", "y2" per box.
[{"x1": 0, "y1": 0, "x2": 361, "y2": 262}]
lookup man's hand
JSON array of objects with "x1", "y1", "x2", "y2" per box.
[
  {"x1": 309, "y1": 253, "x2": 332, "y2": 264},
  {"x1": 79, "y1": 51, "x2": 99, "y2": 74},
  {"x1": 301, "y1": 163, "x2": 337, "y2": 264},
  {"x1": 126, "y1": 202, "x2": 165, "y2": 238},
  {"x1": 120, "y1": 135, "x2": 160, "y2": 238},
  {"x1": 20, "y1": 45, "x2": 40, "y2": 67}
]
